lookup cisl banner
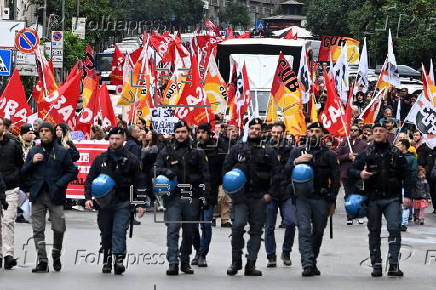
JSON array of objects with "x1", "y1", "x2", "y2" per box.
[{"x1": 66, "y1": 140, "x2": 109, "y2": 199}]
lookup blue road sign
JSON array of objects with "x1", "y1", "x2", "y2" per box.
[
  {"x1": 0, "y1": 49, "x2": 12, "y2": 76},
  {"x1": 256, "y1": 20, "x2": 265, "y2": 31},
  {"x1": 15, "y1": 28, "x2": 39, "y2": 53}
]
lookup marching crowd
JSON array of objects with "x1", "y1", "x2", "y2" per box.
[{"x1": 0, "y1": 106, "x2": 435, "y2": 278}]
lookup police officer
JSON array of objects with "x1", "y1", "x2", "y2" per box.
[
  {"x1": 265, "y1": 121, "x2": 296, "y2": 268},
  {"x1": 286, "y1": 122, "x2": 339, "y2": 277},
  {"x1": 349, "y1": 122, "x2": 409, "y2": 277},
  {"x1": 223, "y1": 118, "x2": 280, "y2": 276},
  {"x1": 84, "y1": 127, "x2": 145, "y2": 275},
  {"x1": 154, "y1": 120, "x2": 211, "y2": 276},
  {"x1": 192, "y1": 123, "x2": 226, "y2": 267}
]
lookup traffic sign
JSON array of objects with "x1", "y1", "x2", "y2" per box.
[
  {"x1": 256, "y1": 20, "x2": 265, "y2": 31},
  {"x1": 14, "y1": 28, "x2": 39, "y2": 53},
  {"x1": 51, "y1": 31, "x2": 64, "y2": 49},
  {"x1": 15, "y1": 51, "x2": 37, "y2": 76},
  {"x1": 0, "y1": 48, "x2": 12, "y2": 76},
  {"x1": 51, "y1": 31, "x2": 64, "y2": 68}
]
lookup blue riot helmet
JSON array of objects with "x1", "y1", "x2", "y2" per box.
[
  {"x1": 223, "y1": 168, "x2": 247, "y2": 197},
  {"x1": 291, "y1": 163, "x2": 314, "y2": 196},
  {"x1": 344, "y1": 194, "x2": 367, "y2": 219},
  {"x1": 91, "y1": 174, "x2": 116, "y2": 208},
  {"x1": 153, "y1": 175, "x2": 178, "y2": 197}
]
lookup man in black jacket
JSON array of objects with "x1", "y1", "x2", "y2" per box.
[
  {"x1": 85, "y1": 127, "x2": 144, "y2": 275},
  {"x1": 265, "y1": 121, "x2": 296, "y2": 268},
  {"x1": 0, "y1": 117, "x2": 24, "y2": 270},
  {"x1": 191, "y1": 122, "x2": 226, "y2": 267},
  {"x1": 22, "y1": 122, "x2": 78, "y2": 273},
  {"x1": 154, "y1": 120, "x2": 211, "y2": 276},
  {"x1": 125, "y1": 125, "x2": 142, "y2": 160},
  {"x1": 216, "y1": 124, "x2": 239, "y2": 228},
  {"x1": 349, "y1": 122, "x2": 409, "y2": 277},
  {"x1": 286, "y1": 122, "x2": 339, "y2": 277},
  {"x1": 223, "y1": 118, "x2": 281, "y2": 277}
]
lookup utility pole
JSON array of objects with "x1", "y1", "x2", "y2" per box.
[
  {"x1": 43, "y1": 0, "x2": 47, "y2": 38},
  {"x1": 61, "y1": 0, "x2": 65, "y2": 81}
]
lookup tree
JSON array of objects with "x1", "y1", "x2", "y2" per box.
[
  {"x1": 218, "y1": 3, "x2": 251, "y2": 28},
  {"x1": 305, "y1": 0, "x2": 436, "y2": 68},
  {"x1": 63, "y1": 31, "x2": 87, "y2": 71}
]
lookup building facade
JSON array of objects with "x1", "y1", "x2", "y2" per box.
[{"x1": 204, "y1": 0, "x2": 283, "y2": 27}]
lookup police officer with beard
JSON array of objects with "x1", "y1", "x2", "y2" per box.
[
  {"x1": 223, "y1": 118, "x2": 281, "y2": 277},
  {"x1": 286, "y1": 122, "x2": 340, "y2": 277},
  {"x1": 154, "y1": 121, "x2": 211, "y2": 276},
  {"x1": 84, "y1": 127, "x2": 145, "y2": 275},
  {"x1": 349, "y1": 122, "x2": 409, "y2": 277}
]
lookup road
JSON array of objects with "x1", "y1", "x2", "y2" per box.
[{"x1": 1, "y1": 198, "x2": 435, "y2": 290}]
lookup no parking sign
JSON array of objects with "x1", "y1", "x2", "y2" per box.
[{"x1": 14, "y1": 28, "x2": 40, "y2": 54}]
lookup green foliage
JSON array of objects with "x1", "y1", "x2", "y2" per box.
[
  {"x1": 63, "y1": 31, "x2": 87, "y2": 71},
  {"x1": 218, "y1": 3, "x2": 251, "y2": 27},
  {"x1": 305, "y1": 0, "x2": 436, "y2": 68}
]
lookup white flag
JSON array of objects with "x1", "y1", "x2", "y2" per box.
[
  {"x1": 386, "y1": 29, "x2": 400, "y2": 87},
  {"x1": 354, "y1": 37, "x2": 368, "y2": 94},
  {"x1": 429, "y1": 58, "x2": 434, "y2": 83},
  {"x1": 404, "y1": 93, "x2": 436, "y2": 135},
  {"x1": 333, "y1": 44, "x2": 349, "y2": 104},
  {"x1": 297, "y1": 41, "x2": 311, "y2": 104}
]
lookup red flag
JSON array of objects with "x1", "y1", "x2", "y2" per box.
[
  {"x1": 83, "y1": 44, "x2": 96, "y2": 78},
  {"x1": 344, "y1": 83, "x2": 354, "y2": 134},
  {"x1": 0, "y1": 70, "x2": 32, "y2": 126},
  {"x1": 359, "y1": 89, "x2": 386, "y2": 124},
  {"x1": 110, "y1": 45, "x2": 124, "y2": 86},
  {"x1": 66, "y1": 60, "x2": 82, "y2": 83},
  {"x1": 226, "y1": 27, "x2": 234, "y2": 39},
  {"x1": 236, "y1": 32, "x2": 250, "y2": 39},
  {"x1": 204, "y1": 19, "x2": 220, "y2": 34},
  {"x1": 149, "y1": 34, "x2": 173, "y2": 58},
  {"x1": 32, "y1": 77, "x2": 44, "y2": 105},
  {"x1": 282, "y1": 29, "x2": 297, "y2": 40},
  {"x1": 42, "y1": 71, "x2": 83, "y2": 127},
  {"x1": 319, "y1": 70, "x2": 346, "y2": 136},
  {"x1": 48, "y1": 59, "x2": 55, "y2": 76},
  {"x1": 76, "y1": 83, "x2": 116, "y2": 133},
  {"x1": 175, "y1": 55, "x2": 213, "y2": 126},
  {"x1": 129, "y1": 47, "x2": 142, "y2": 66},
  {"x1": 228, "y1": 63, "x2": 251, "y2": 128}
]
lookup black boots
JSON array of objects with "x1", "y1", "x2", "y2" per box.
[
  {"x1": 3, "y1": 255, "x2": 17, "y2": 270},
  {"x1": 32, "y1": 260, "x2": 49, "y2": 273},
  {"x1": 52, "y1": 249, "x2": 62, "y2": 272},
  {"x1": 191, "y1": 252, "x2": 199, "y2": 265},
  {"x1": 181, "y1": 257, "x2": 194, "y2": 274},
  {"x1": 244, "y1": 259, "x2": 262, "y2": 276},
  {"x1": 166, "y1": 264, "x2": 179, "y2": 276},
  {"x1": 197, "y1": 254, "x2": 208, "y2": 267},
  {"x1": 102, "y1": 250, "x2": 112, "y2": 274},
  {"x1": 371, "y1": 265, "x2": 383, "y2": 277},
  {"x1": 387, "y1": 264, "x2": 404, "y2": 277},
  {"x1": 113, "y1": 255, "x2": 125, "y2": 275},
  {"x1": 267, "y1": 254, "x2": 277, "y2": 268},
  {"x1": 281, "y1": 252, "x2": 292, "y2": 266},
  {"x1": 371, "y1": 264, "x2": 403, "y2": 277},
  {"x1": 227, "y1": 257, "x2": 242, "y2": 276}
]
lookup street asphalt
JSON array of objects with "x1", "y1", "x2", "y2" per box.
[{"x1": 1, "y1": 197, "x2": 435, "y2": 290}]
